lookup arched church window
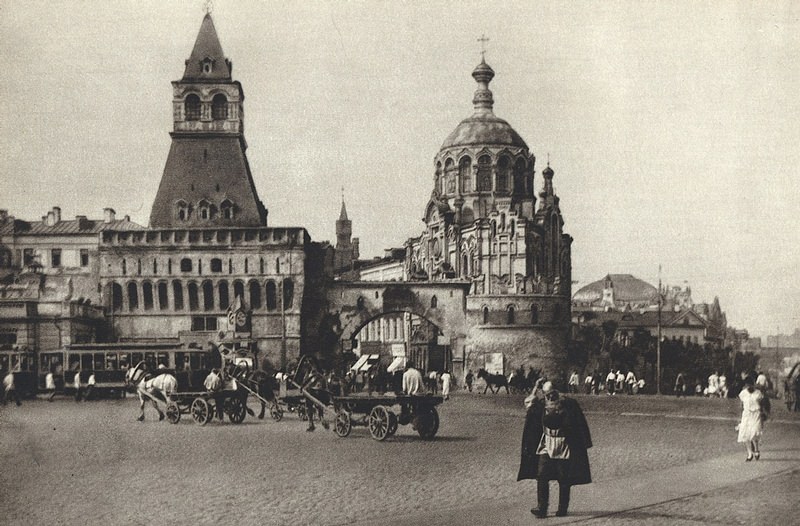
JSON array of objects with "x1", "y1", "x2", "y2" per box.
[
  {"x1": 142, "y1": 281, "x2": 154, "y2": 311},
  {"x1": 198, "y1": 200, "x2": 211, "y2": 220},
  {"x1": 211, "y1": 94, "x2": 228, "y2": 120},
  {"x1": 127, "y1": 282, "x2": 139, "y2": 311},
  {"x1": 218, "y1": 281, "x2": 230, "y2": 310},
  {"x1": 435, "y1": 162, "x2": 442, "y2": 194},
  {"x1": 430, "y1": 295, "x2": 438, "y2": 309},
  {"x1": 477, "y1": 155, "x2": 492, "y2": 191},
  {"x1": 202, "y1": 280, "x2": 214, "y2": 311},
  {"x1": 444, "y1": 158, "x2": 456, "y2": 193},
  {"x1": 157, "y1": 282, "x2": 169, "y2": 310},
  {"x1": 233, "y1": 281, "x2": 245, "y2": 302},
  {"x1": 187, "y1": 282, "x2": 199, "y2": 311},
  {"x1": 176, "y1": 200, "x2": 189, "y2": 221},
  {"x1": 507, "y1": 305, "x2": 515, "y2": 325},
  {"x1": 482, "y1": 306, "x2": 489, "y2": 324},
  {"x1": 513, "y1": 158, "x2": 526, "y2": 194},
  {"x1": 496, "y1": 156, "x2": 510, "y2": 192},
  {"x1": 459, "y1": 156, "x2": 472, "y2": 193},
  {"x1": 112, "y1": 282, "x2": 123, "y2": 312},
  {"x1": 185, "y1": 94, "x2": 201, "y2": 121}
]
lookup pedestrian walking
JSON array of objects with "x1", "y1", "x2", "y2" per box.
[
  {"x1": 625, "y1": 370, "x2": 636, "y2": 395},
  {"x1": 583, "y1": 373, "x2": 593, "y2": 394},
  {"x1": 85, "y1": 372, "x2": 96, "y2": 401},
  {"x1": 737, "y1": 375, "x2": 769, "y2": 461},
  {"x1": 45, "y1": 370, "x2": 57, "y2": 401},
  {"x1": 518, "y1": 384, "x2": 592, "y2": 518},
  {"x1": 605, "y1": 371, "x2": 616, "y2": 395},
  {"x1": 73, "y1": 371, "x2": 83, "y2": 402},
  {"x1": 674, "y1": 372, "x2": 686, "y2": 397},
  {"x1": 568, "y1": 371, "x2": 579, "y2": 394},
  {"x1": 465, "y1": 370, "x2": 474, "y2": 392},
  {"x1": 441, "y1": 370, "x2": 452, "y2": 400},
  {"x1": 3, "y1": 371, "x2": 21, "y2": 406}
]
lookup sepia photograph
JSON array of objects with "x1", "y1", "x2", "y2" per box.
[{"x1": 1, "y1": 1, "x2": 798, "y2": 524}]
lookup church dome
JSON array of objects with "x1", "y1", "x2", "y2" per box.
[
  {"x1": 573, "y1": 274, "x2": 659, "y2": 306},
  {"x1": 440, "y1": 59, "x2": 528, "y2": 151}
]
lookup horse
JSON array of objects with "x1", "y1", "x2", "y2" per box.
[
  {"x1": 228, "y1": 363, "x2": 279, "y2": 419},
  {"x1": 125, "y1": 361, "x2": 177, "y2": 421},
  {"x1": 477, "y1": 368, "x2": 510, "y2": 394}
]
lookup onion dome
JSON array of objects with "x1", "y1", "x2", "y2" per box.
[{"x1": 440, "y1": 58, "x2": 528, "y2": 150}]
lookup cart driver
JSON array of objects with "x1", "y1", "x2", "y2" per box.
[
  {"x1": 303, "y1": 370, "x2": 330, "y2": 432},
  {"x1": 402, "y1": 361, "x2": 424, "y2": 396},
  {"x1": 204, "y1": 368, "x2": 225, "y2": 421}
]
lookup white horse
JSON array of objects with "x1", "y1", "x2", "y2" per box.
[{"x1": 125, "y1": 361, "x2": 177, "y2": 421}]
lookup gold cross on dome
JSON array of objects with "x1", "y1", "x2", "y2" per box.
[{"x1": 478, "y1": 34, "x2": 490, "y2": 59}]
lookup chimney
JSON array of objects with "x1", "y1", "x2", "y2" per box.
[
  {"x1": 75, "y1": 215, "x2": 88, "y2": 230},
  {"x1": 124, "y1": 215, "x2": 130, "y2": 222},
  {"x1": 52, "y1": 206, "x2": 61, "y2": 223},
  {"x1": 103, "y1": 208, "x2": 116, "y2": 223},
  {"x1": 46, "y1": 210, "x2": 55, "y2": 226}
]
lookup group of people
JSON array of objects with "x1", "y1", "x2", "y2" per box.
[
  {"x1": 400, "y1": 362, "x2": 452, "y2": 399},
  {"x1": 572, "y1": 370, "x2": 644, "y2": 396}
]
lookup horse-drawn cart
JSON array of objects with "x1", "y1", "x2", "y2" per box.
[
  {"x1": 165, "y1": 389, "x2": 247, "y2": 425},
  {"x1": 331, "y1": 393, "x2": 442, "y2": 441}
]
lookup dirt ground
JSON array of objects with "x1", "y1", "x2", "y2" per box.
[{"x1": 1, "y1": 391, "x2": 798, "y2": 525}]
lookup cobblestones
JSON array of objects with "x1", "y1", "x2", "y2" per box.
[{"x1": 0, "y1": 392, "x2": 797, "y2": 525}]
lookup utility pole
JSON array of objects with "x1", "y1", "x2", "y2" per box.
[{"x1": 657, "y1": 265, "x2": 662, "y2": 395}]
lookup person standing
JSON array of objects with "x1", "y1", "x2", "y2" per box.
[
  {"x1": 465, "y1": 370, "x2": 474, "y2": 392},
  {"x1": 518, "y1": 385, "x2": 592, "y2": 518},
  {"x1": 583, "y1": 372, "x2": 593, "y2": 395},
  {"x1": 674, "y1": 372, "x2": 686, "y2": 397},
  {"x1": 568, "y1": 371, "x2": 579, "y2": 394},
  {"x1": 625, "y1": 370, "x2": 637, "y2": 395},
  {"x1": 84, "y1": 372, "x2": 96, "y2": 401},
  {"x1": 3, "y1": 371, "x2": 21, "y2": 406},
  {"x1": 441, "y1": 370, "x2": 452, "y2": 400},
  {"x1": 737, "y1": 376, "x2": 768, "y2": 461},
  {"x1": 402, "y1": 361, "x2": 424, "y2": 395},
  {"x1": 73, "y1": 371, "x2": 83, "y2": 402},
  {"x1": 605, "y1": 371, "x2": 616, "y2": 395},
  {"x1": 203, "y1": 368, "x2": 224, "y2": 421},
  {"x1": 45, "y1": 370, "x2": 57, "y2": 401}
]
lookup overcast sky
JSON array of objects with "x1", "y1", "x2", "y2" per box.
[{"x1": 1, "y1": 1, "x2": 798, "y2": 338}]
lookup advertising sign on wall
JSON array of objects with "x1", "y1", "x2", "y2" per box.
[{"x1": 484, "y1": 352, "x2": 504, "y2": 375}]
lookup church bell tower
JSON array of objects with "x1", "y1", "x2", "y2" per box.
[{"x1": 149, "y1": 14, "x2": 267, "y2": 228}]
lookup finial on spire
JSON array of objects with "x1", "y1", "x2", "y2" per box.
[
  {"x1": 478, "y1": 34, "x2": 490, "y2": 61},
  {"x1": 547, "y1": 152, "x2": 550, "y2": 167},
  {"x1": 204, "y1": 0, "x2": 213, "y2": 15},
  {"x1": 341, "y1": 186, "x2": 345, "y2": 203}
]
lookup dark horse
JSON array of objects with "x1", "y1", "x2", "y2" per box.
[
  {"x1": 477, "y1": 368, "x2": 510, "y2": 394},
  {"x1": 228, "y1": 363, "x2": 279, "y2": 419}
]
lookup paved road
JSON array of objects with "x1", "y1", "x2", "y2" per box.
[{"x1": 1, "y1": 392, "x2": 798, "y2": 525}]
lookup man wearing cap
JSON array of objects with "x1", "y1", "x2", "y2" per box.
[{"x1": 518, "y1": 382, "x2": 592, "y2": 518}]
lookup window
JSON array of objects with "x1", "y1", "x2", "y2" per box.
[
  {"x1": 23, "y1": 248, "x2": 35, "y2": 266},
  {"x1": 482, "y1": 307, "x2": 489, "y2": 324},
  {"x1": 249, "y1": 281, "x2": 262, "y2": 309},
  {"x1": 176, "y1": 200, "x2": 189, "y2": 221},
  {"x1": 172, "y1": 281, "x2": 184, "y2": 310},
  {"x1": 444, "y1": 159, "x2": 455, "y2": 193},
  {"x1": 431, "y1": 295, "x2": 438, "y2": 309},
  {"x1": 191, "y1": 316, "x2": 218, "y2": 332},
  {"x1": 507, "y1": 306, "x2": 515, "y2": 324},
  {"x1": 188, "y1": 282, "x2": 199, "y2": 311},
  {"x1": 210, "y1": 258, "x2": 223, "y2": 273},
  {"x1": 212, "y1": 94, "x2": 228, "y2": 120},
  {"x1": 51, "y1": 249, "x2": 62, "y2": 268},
  {"x1": 157, "y1": 282, "x2": 169, "y2": 310},
  {"x1": 221, "y1": 200, "x2": 234, "y2": 220},
  {"x1": 459, "y1": 156, "x2": 472, "y2": 193},
  {"x1": 275, "y1": 258, "x2": 280, "y2": 274},
  {"x1": 435, "y1": 162, "x2": 442, "y2": 194},
  {"x1": 496, "y1": 156, "x2": 509, "y2": 192},
  {"x1": 202, "y1": 58, "x2": 213, "y2": 74},
  {"x1": 218, "y1": 281, "x2": 230, "y2": 310},
  {"x1": 180, "y1": 258, "x2": 192, "y2": 272},
  {"x1": 202, "y1": 281, "x2": 214, "y2": 311},
  {"x1": 266, "y1": 280, "x2": 277, "y2": 310},
  {"x1": 514, "y1": 158, "x2": 526, "y2": 194},
  {"x1": 477, "y1": 155, "x2": 492, "y2": 191},
  {"x1": 127, "y1": 282, "x2": 139, "y2": 311},
  {"x1": 282, "y1": 278, "x2": 294, "y2": 310},
  {"x1": 233, "y1": 281, "x2": 245, "y2": 301},
  {"x1": 80, "y1": 249, "x2": 89, "y2": 267},
  {"x1": 185, "y1": 94, "x2": 201, "y2": 121},
  {"x1": 112, "y1": 283, "x2": 123, "y2": 312},
  {"x1": 142, "y1": 282, "x2": 154, "y2": 311}
]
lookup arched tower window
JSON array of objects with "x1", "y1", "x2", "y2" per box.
[
  {"x1": 202, "y1": 280, "x2": 214, "y2": 311},
  {"x1": 435, "y1": 162, "x2": 442, "y2": 194},
  {"x1": 221, "y1": 200, "x2": 234, "y2": 220},
  {"x1": 127, "y1": 282, "x2": 139, "y2": 311},
  {"x1": 477, "y1": 155, "x2": 492, "y2": 191},
  {"x1": 431, "y1": 295, "x2": 438, "y2": 309},
  {"x1": 482, "y1": 306, "x2": 489, "y2": 324},
  {"x1": 265, "y1": 280, "x2": 277, "y2": 311},
  {"x1": 187, "y1": 282, "x2": 199, "y2": 311},
  {"x1": 172, "y1": 280, "x2": 184, "y2": 310},
  {"x1": 198, "y1": 200, "x2": 211, "y2": 220},
  {"x1": 142, "y1": 281, "x2": 154, "y2": 311},
  {"x1": 282, "y1": 278, "x2": 294, "y2": 310},
  {"x1": 185, "y1": 94, "x2": 201, "y2": 121},
  {"x1": 249, "y1": 280, "x2": 262, "y2": 310},
  {"x1": 233, "y1": 281, "x2": 245, "y2": 302},
  {"x1": 157, "y1": 282, "x2": 169, "y2": 310},
  {"x1": 496, "y1": 156, "x2": 510, "y2": 192},
  {"x1": 112, "y1": 283, "x2": 123, "y2": 312},
  {"x1": 507, "y1": 305, "x2": 516, "y2": 324},
  {"x1": 211, "y1": 94, "x2": 228, "y2": 120},
  {"x1": 459, "y1": 156, "x2": 472, "y2": 193},
  {"x1": 218, "y1": 281, "x2": 230, "y2": 310}
]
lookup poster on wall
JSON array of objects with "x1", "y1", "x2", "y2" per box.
[{"x1": 484, "y1": 352, "x2": 504, "y2": 375}]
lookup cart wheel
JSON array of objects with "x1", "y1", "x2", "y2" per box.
[
  {"x1": 191, "y1": 397, "x2": 211, "y2": 426},
  {"x1": 166, "y1": 402, "x2": 181, "y2": 424},
  {"x1": 386, "y1": 410, "x2": 398, "y2": 436},
  {"x1": 368, "y1": 405, "x2": 390, "y2": 441},
  {"x1": 270, "y1": 403, "x2": 284, "y2": 422},
  {"x1": 415, "y1": 407, "x2": 439, "y2": 439},
  {"x1": 334, "y1": 409, "x2": 352, "y2": 438},
  {"x1": 227, "y1": 397, "x2": 247, "y2": 424}
]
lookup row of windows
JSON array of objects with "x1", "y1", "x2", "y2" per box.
[
  {"x1": 17, "y1": 248, "x2": 90, "y2": 268},
  {"x1": 436, "y1": 155, "x2": 529, "y2": 195},
  {"x1": 119, "y1": 256, "x2": 286, "y2": 276},
  {"x1": 105, "y1": 279, "x2": 294, "y2": 313},
  {"x1": 176, "y1": 199, "x2": 235, "y2": 222},
  {"x1": 480, "y1": 304, "x2": 564, "y2": 325},
  {"x1": 184, "y1": 94, "x2": 228, "y2": 121}
]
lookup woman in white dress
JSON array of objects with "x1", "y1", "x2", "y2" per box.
[{"x1": 737, "y1": 376, "x2": 768, "y2": 461}]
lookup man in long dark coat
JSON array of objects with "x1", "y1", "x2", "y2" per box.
[{"x1": 518, "y1": 386, "x2": 592, "y2": 518}]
